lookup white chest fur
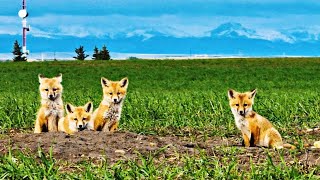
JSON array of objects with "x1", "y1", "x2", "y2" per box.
[
  {"x1": 231, "y1": 109, "x2": 250, "y2": 137},
  {"x1": 103, "y1": 103, "x2": 122, "y2": 121},
  {"x1": 44, "y1": 100, "x2": 63, "y2": 118}
]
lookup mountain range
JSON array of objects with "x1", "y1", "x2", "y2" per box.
[{"x1": 1, "y1": 22, "x2": 319, "y2": 57}]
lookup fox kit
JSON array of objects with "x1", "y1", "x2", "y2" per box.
[
  {"x1": 88, "y1": 77, "x2": 128, "y2": 132},
  {"x1": 228, "y1": 89, "x2": 294, "y2": 149},
  {"x1": 34, "y1": 74, "x2": 64, "y2": 133},
  {"x1": 58, "y1": 102, "x2": 93, "y2": 134}
]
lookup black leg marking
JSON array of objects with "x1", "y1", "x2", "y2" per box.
[{"x1": 249, "y1": 133, "x2": 255, "y2": 147}]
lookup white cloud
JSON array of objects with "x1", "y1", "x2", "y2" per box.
[
  {"x1": 0, "y1": 16, "x2": 21, "y2": 35},
  {"x1": 56, "y1": 26, "x2": 103, "y2": 38},
  {"x1": 0, "y1": 25, "x2": 20, "y2": 35},
  {"x1": 29, "y1": 27, "x2": 53, "y2": 38},
  {"x1": 0, "y1": 16, "x2": 20, "y2": 24}
]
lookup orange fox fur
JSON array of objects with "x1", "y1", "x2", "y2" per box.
[
  {"x1": 34, "y1": 74, "x2": 64, "y2": 133},
  {"x1": 88, "y1": 77, "x2": 128, "y2": 132},
  {"x1": 228, "y1": 89, "x2": 294, "y2": 149},
  {"x1": 58, "y1": 102, "x2": 93, "y2": 134}
]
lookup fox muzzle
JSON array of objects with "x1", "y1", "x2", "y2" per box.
[{"x1": 77, "y1": 124, "x2": 87, "y2": 131}]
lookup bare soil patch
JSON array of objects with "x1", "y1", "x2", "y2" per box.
[{"x1": 0, "y1": 129, "x2": 319, "y2": 170}]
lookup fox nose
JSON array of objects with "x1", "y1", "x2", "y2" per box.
[
  {"x1": 239, "y1": 110, "x2": 245, "y2": 115},
  {"x1": 113, "y1": 99, "x2": 118, "y2": 103},
  {"x1": 78, "y1": 125, "x2": 83, "y2": 128},
  {"x1": 49, "y1": 95, "x2": 54, "y2": 99}
]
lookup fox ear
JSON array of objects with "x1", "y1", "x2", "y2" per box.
[
  {"x1": 249, "y1": 89, "x2": 257, "y2": 99},
  {"x1": 119, "y1": 77, "x2": 129, "y2": 88},
  {"x1": 55, "y1": 73, "x2": 62, "y2": 83},
  {"x1": 101, "y1": 77, "x2": 110, "y2": 87},
  {"x1": 38, "y1": 74, "x2": 45, "y2": 83},
  {"x1": 66, "y1": 103, "x2": 75, "y2": 114},
  {"x1": 228, "y1": 89, "x2": 236, "y2": 99},
  {"x1": 84, "y1": 102, "x2": 93, "y2": 113}
]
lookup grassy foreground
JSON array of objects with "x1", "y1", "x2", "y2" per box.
[{"x1": 0, "y1": 58, "x2": 319, "y2": 178}]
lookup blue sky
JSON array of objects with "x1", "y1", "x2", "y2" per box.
[{"x1": 1, "y1": 0, "x2": 320, "y2": 41}]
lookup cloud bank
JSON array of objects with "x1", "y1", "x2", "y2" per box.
[
  {"x1": 1, "y1": 13, "x2": 320, "y2": 43},
  {"x1": 1, "y1": 0, "x2": 320, "y2": 44}
]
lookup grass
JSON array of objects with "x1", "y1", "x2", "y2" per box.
[
  {"x1": 0, "y1": 58, "x2": 320, "y2": 178},
  {"x1": 0, "y1": 147, "x2": 318, "y2": 179}
]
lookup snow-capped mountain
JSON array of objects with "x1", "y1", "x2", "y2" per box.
[
  {"x1": 210, "y1": 22, "x2": 256, "y2": 38},
  {"x1": 1, "y1": 22, "x2": 320, "y2": 57},
  {"x1": 210, "y1": 22, "x2": 294, "y2": 43},
  {"x1": 284, "y1": 28, "x2": 320, "y2": 42},
  {"x1": 125, "y1": 29, "x2": 168, "y2": 41}
]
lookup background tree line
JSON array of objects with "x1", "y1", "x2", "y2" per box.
[
  {"x1": 73, "y1": 45, "x2": 111, "y2": 60},
  {"x1": 12, "y1": 40, "x2": 111, "y2": 61}
]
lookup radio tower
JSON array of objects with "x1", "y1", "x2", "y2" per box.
[{"x1": 18, "y1": 0, "x2": 30, "y2": 58}]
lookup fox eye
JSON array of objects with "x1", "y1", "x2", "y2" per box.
[
  {"x1": 53, "y1": 88, "x2": 57, "y2": 91},
  {"x1": 83, "y1": 117, "x2": 87, "y2": 121},
  {"x1": 45, "y1": 89, "x2": 49, "y2": 91},
  {"x1": 244, "y1": 104, "x2": 248, "y2": 107},
  {"x1": 235, "y1": 104, "x2": 239, "y2": 106},
  {"x1": 109, "y1": 92, "x2": 113, "y2": 95},
  {"x1": 74, "y1": 118, "x2": 77, "y2": 121},
  {"x1": 117, "y1": 92, "x2": 120, "y2": 95}
]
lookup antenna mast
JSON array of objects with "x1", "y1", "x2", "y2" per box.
[{"x1": 18, "y1": 0, "x2": 30, "y2": 58}]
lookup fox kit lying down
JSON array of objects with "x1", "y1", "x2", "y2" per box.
[
  {"x1": 88, "y1": 77, "x2": 128, "y2": 132},
  {"x1": 34, "y1": 74, "x2": 64, "y2": 133},
  {"x1": 228, "y1": 89, "x2": 294, "y2": 149},
  {"x1": 58, "y1": 102, "x2": 93, "y2": 134}
]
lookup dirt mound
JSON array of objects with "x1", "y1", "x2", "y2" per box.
[
  {"x1": 0, "y1": 130, "x2": 320, "y2": 169},
  {"x1": 0, "y1": 131, "x2": 227, "y2": 164}
]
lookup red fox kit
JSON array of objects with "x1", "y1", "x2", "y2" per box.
[
  {"x1": 58, "y1": 102, "x2": 93, "y2": 134},
  {"x1": 88, "y1": 77, "x2": 128, "y2": 132},
  {"x1": 34, "y1": 74, "x2": 64, "y2": 133},
  {"x1": 228, "y1": 89, "x2": 294, "y2": 149}
]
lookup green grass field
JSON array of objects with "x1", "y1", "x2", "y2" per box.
[{"x1": 0, "y1": 58, "x2": 320, "y2": 179}]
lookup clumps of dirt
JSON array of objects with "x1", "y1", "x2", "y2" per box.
[
  {"x1": 0, "y1": 130, "x2": 320, "y2": 169},
  {"x1": 0, "y1": 130, "x2": 237, "y2": 164}
]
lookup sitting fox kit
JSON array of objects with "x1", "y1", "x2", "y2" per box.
[
  {"x1": 89, "y1": 77, "x2": 129, "y2": 132},
  {"x1": 34, "y1": 74, "x2": 64, "y2": 133},
  {"x1": 58, "y1": 102, "x2": 93, "y2": 134},
  {"x1": 228, "y1": 89, "x2": 292, "y2": 149}
]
